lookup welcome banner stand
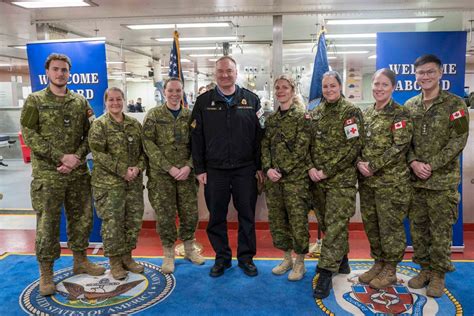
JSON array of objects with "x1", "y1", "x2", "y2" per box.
[
  {"x1": 376, "y1": 31, "x2": 467, "y2": 251},
  {"x1": 26, "y1": 38, "x2": 109, "y2": 247}
]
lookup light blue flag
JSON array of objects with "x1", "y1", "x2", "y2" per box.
[{"x1": 308, "y1": 32, "x2": 329, "y2": 110}]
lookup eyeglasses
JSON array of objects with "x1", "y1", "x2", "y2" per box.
[{"x1": 415, "y1": 69, "x2": 439, "y2": 77}]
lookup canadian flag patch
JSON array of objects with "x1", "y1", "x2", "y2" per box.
[
  {"x1": 392, "y1": 120, "x2": 407, "y2": 130},
  {"x1": 344, "y1": 123, "x2": 359, "y2": 139},
  {"x1": 450, "y1": 109, "x2": 465, "y2": 121},
  {"x1": 344, "y1": 117, "x2": 356, "y2": 126}
]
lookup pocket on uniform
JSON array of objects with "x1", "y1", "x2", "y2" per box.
[
  {"x1": 30, "y1": 180, "x2": 44, "y2": 213},
  {"x1": 447, "y1": 190, "x2": 460, "y2": 224},
  {"x1": 93, "y1": 189, "x2": 108, "y2": 209}
]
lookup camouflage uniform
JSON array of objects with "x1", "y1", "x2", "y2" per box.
[
  {"x1": 309, "y1": 97, "x2": 362, "y2": 272},
  {"x1": 405, "y1": 90, "x2": 469, "y2": 273},
  {"x1": 143, "y1": 104, "x2": 198, "y2": 248},
  {"x1": 261, "y1": 104, "x2": 312, "y2": 254},
  {"x1": 358, "y1": 100, "x2": 413, "y2": 265},
  {"x1": 20, "y1": 87, "x2": 95, "y2": 262},
  {"x1": 88, "y1": 113, "x2": 145, "y2": 257}
]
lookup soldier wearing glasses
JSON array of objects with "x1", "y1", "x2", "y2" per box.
[{"x1": 405, "y1": 54, "x2": 469, "y2": 297}]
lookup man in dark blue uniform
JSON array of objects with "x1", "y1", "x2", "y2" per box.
[{"x1": 191, "y1": 56, "x2": 264, "y2": 277}]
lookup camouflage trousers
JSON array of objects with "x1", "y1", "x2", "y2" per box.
[
  {"x1": 312, "y1": 185, "x2": 356, "y2": 272},
  {"x1": 93, "y1": 184, "x2": 144, "y2": 257},
  {"x1": 409, "y1": 187, "x2": 459, "y2": 273},
  {"x1": 148, "y1": 174, "x2": 198, "y2": 248},
  {"x1": 359, "y1": 183, "x2": 411, "y2": 264},
  {"x1": 31, "y1": 175, "x2": 92, "y2": 261},
  {"x1": 266, "y1": 180, "x2": 310, "y2": 254}
]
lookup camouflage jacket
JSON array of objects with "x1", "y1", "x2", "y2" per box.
[
  {"x1": 405, "y1": 90, "x2": 469, "y2": 190},
  {"x1": 261, "y1": 103, "x2": 312, "y2": 182},
  {"x1": 20, "y1": 86, "x2": 94, "y2": 180},
  {"x1": 88, "y1": 113, "x2": 145, "y2": 188},
  {"x1": 142, "y1": 104, "x2": 193, "y2": 181},
  {"x1": 359, "y1": 99, "x2": 413, "y2": 187},
  {"x1": 309, "y1": 97, "x2": 363, "y2": 188}
]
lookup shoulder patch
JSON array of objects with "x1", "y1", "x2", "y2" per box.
[
  {"x1": 392, "y1": 120, "x2": 407, "y2": 131},
  {"x1": 21, "y1": 105, "x2": 39, "y2": 129},
  {"x1": 450, "y1": 109, "x2": 465, "y2": 121},
  {"x1": 191, "y1": 119, "x2": 197, "y2": 129},
  {"x1": 304, "y1": 112, "x2": 311, "y2": 120},
  {"x1": 256, "y1": 107, "x2": 264, "y2": 119},
  {"x1": 344, "y1": 117, "x2": 356, "y2": 126}
]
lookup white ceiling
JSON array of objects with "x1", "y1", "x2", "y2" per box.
[{"x1": 0, "y1": 0, "x2": 474, "y2": 80}]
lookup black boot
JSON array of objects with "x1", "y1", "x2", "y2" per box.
[
  {"x1": 338, "y1": 255, "x2": 350, "y2": 274},
  {"x1": 313, "y1": 268, "x2": 332, "y2": 299}
]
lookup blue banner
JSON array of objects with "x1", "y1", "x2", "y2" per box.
[
  {"x1": 376, "y1": 31, "x2": 467, "y2": 105},
  {"x1": 26, "y1": 38, "x2": 108, "y2": 245},
  {"x1": 26, "y1": 38, "x2": 108, "y2": 117},
  {"x1": 376, "y1": 31, "x2": 467, "y2": 248}
]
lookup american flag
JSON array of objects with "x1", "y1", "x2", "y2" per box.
[
  {"x1": 168, "y1": 30, "x2": 187, "y2": 105},
  {"x1": 169, "y1": 30, "x2": 183, "y2": 79}
]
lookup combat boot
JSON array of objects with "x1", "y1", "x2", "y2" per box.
[
  {"x1": 408, "y1": 267, "x2": 431, "y2": 289},
  {"x1": 73, "y1": 250, "x2": 106, "y2": 276},
  {"x1": 122, "y1": 252, "x2": 144, "y2": 273},
  {"x1": 39, "y1": 261, "x2": 56, "y2": 296},
  {"x1": 338, "y1": 254, "x2": 351, "y2": 274},
  {"x1": 162, "y1": 246, "x2": 175, "y2": 274},
  {"x1": 369, "y1": 262, "x2": 397, "y2": 289},
  {"x1": 313, "y1": 268, "x2": 332, "y2": 299},
  {"x1": 110, "y1": 256, "x2": 128, "y2": 280},
  {"x1": 358, "y1": 260, "x2": 384, "y2": 284},
  {"x1": 426, "y1": 271, "x2": 445, "y2": 298},
  {"x1": 288, "y1": 254, "x2": 306, "y2": 281},
  {"x1": 183, "y1": 240, "x2": 205, "y2": 265},
  {"x1": 272, "y1": 251, "x2": 293, "y2": 275}
]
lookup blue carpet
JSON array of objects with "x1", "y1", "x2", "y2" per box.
[{"x1": 0, "y1": 254, "x2": 472, "y2": 315}]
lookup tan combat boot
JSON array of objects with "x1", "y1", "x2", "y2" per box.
[
  {"x1": 162, "y1": 246, "x2": 175, "y2": 274},
  {"x1": 408, "y1": 268, "x2": 431, "y2": 289},
  {"x1": 288, "y1": 254, "x2": 306, "y2": 281},
  {"x1": 426, "y1": 271, "x2": 445, "y2": 298},
  {"x1": 122, "y1": 252, "x2": 144, "y2": 274},
  {"x1": 183, "y1": 240, "x2": 205, "y2": 265},
  {"x1": 73, "y1": 250, "x2": 106, "y2": 276},
  {"x1": 39, "y1": 261, "x2": 56, "y2": 296},
  {"x1": 369, "y1": 263, "x2": 397, "y2": 289},
  {"x1": 272, "y1": 251, "x2": 293, "y2": 275},
  {"x1": 359, "y1": 261, "x2": 384, "y2": 284},
  {"x1": 110, "y1": 256, "x2": 128, "y2": 280}
]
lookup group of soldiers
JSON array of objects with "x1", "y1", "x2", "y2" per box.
[
  {"x1": 263, "y1": 54, "x2": 469, "y2": 300},
  {"x1": 20, "y1": 52, "x2": 468, "y2": 304}
]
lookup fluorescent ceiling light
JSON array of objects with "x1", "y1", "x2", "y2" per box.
[
  {"x1": 327, "y1": 56, "x2": 337, "y2": 59},
  {"x1": 327, "y1": 17, "x2": 438, "y2": 25},
  {"x1": 126, "y1": 22, "x2": 231, "y2": 30},
  {"x1": 466, "y1": 54, "x2": 472, "y2": 57},
  {"x1": 368, "y1": 55, "x2": 377, "y2": 59},
  {"x1": 189, "y1": 53, "x2": 225, "y2": 57},
  {"x1": 106, "y1": 61, "x2": 124, "y2": 65},
  {"x1": 208, "y1": 58, "x2": 218, "y2": 62},
  {"x1": 0, "y1": 63, "x2": 12, "y2": 67},
  {"x1": 180, "y1": 46, "x2": 224, "y2": 51},
  {"x1": 155, "y1": 36, "x2": 238, "y2": 42},
  {"x1": 333, "y1": 44, "x2": 376, "y2": 47},
  {"x1": 9, "y1": 45, "x2": 27, "y2": 49},
  {"x1": 12, "y1": 0, "x2": 91, "y2": 8},
  {"x1": 327, "y1": 50, "x2": 369, "y2": 54},
  {"x1": 110, "y1": 71, "x2": 131, "y2": 75},
  {"x1": 181, "y1": 58, "x2": 192, "y2": 63},
  {"x1": 326, "y1": 33, "x2": 376, "y2": 39}
]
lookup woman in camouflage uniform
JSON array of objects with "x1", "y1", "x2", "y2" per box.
[
  {"x1": 143, "y1": 78, "x2": 204, "y2": 274},
  {"x1": 262, "y1": 75, "x2": 312, "y2": 281},
  {"x1": 357, "y1": 68, "x2": 413, "y2": 289},
  {"x1": 89, "y1": 87, "x2": 145, "y2": 280},
  {"x1": 310, "y1": 71, "x2": 363, "y2": 299}
]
